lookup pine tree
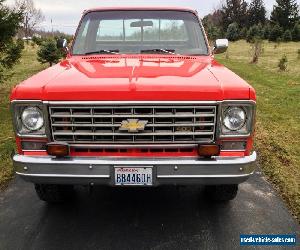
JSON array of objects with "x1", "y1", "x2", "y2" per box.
[
  {"x1": 37, "y1": 40, "x2": 62, "y2": 67},
  {"x1": 226, "y1": 22, "x2": 240, "y2": 41},
  {"x1": 292, "y1": 23, "x2": 300, "y2": 41},
  {"x1": 248, "y1": 0, "x2": 267, "y2": 27},
  {"x1": 0, "y1": 0, "x2": 24, "y2": 81},
  {"x1": 247, "y1": 23, "x2": 264, "y2": 42},
  {"x1": 206, "y1": 25, "x2": 222, "y2": 42},
  {"x1": 283, "y1": 30, "x2": 292, "y2": 41},
  {"x1": 270, "y1": 0, "x2": 299, "y2": 30},
  {"x1": 221, "y1": 0, "x2": 249, "y2": 30},
  {"x1": 269, "y1": 24, "x2": 283, "y2": 41}
]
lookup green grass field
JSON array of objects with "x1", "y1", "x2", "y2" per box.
[
  {"x1": 216, "y1": 40, "x2": 300, "y2": 221},
  {"x1": 0, "y1": 41, "x2": 299, "y2": 220}
]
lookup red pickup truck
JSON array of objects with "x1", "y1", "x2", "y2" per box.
[{"x1": 11, "y1": 7, "x2": 256, "y2": 203}]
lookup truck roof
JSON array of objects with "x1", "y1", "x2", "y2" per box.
[{"x1": 85, "y1": 6, "x2": 197, "y2": 14}]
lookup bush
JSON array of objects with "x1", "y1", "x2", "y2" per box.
[
  {"x1": 226, "y1": 23, "x2": 240, "y2": 41},
  {"x1": 297, "y1": 49, "x2": 300, "y2": 59},
  {"x1": 239, "y1": 27, "x2": 248, "y2": 40},
  {"x1": 278, "y1": 55, "x2": 288, "y2": 71},
  {"x1": 283, "y1": 30, "x2": 292, "y2": 41},
  {"x1": 247, "y1": 24, "x2": 264, "y2": 43},
  {"x1": 292, "y1": 23, "x2": 300, "y2": 41},
  {"x1": 269, "y1": 24, "x2": 283, "y2": 42},
  {"x1": 263, "y1": 24, "x2": 272, "y2": 40},
  {"x1": 206, "y1": 25, "x2": 222, "y2": 42},
  {"x1": 37, "y1": 39, "x2": 62, "y2": 66},
  {"x1": 0, "y1": 38, "x2": 24, "y2": 81},
  {"x1": 32, "y1": 36, "x2": 43, "y2": 46},
  {"x1": 4, "y1": 38, "x2": 24, "y2": 67}
]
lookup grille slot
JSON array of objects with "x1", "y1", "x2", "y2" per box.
[{"x1": 49, "y1": 104, "x2": 217, "y2": 144}]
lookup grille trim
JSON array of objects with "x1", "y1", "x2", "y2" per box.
[{"x1": 49, "y1": 104, "x2": 217, "y2": 144}]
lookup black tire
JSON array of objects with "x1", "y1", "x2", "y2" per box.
[
  {"x1": 204, "y1": 184, "x2": 238, "y2": 201},
  {"x1": 35, "y1": 184, "x2": 75, "y2": 203}
]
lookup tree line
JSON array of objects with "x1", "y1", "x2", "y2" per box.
[{"x1": 203, "y1": 0, "x2": 300, "y2": 42}]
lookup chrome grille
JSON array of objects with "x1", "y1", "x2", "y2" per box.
[{"x1": 49, "y1": 104, "x2": 217, "y2": 144}]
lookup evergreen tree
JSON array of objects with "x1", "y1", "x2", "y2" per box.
[
  {"x1": 221, "y1": 0, "x2": 249, "y2": 30},
  {"x1": 269, "y1": 24, "x2": 283, "y2": 41},
  {"x1": 0, "y1": 0, "x2": 24, "y2": 81},
  {"x1": 37, "y1": 39, "x2": 62, "y2": 67},
  {"x1": 283, "y1": 30, "x2": 292, "y2": 41},
  {"x1": 239, "y1": 27, "x2": 248, "y2": 39},
  {"x1": 292, "y1": 23, "x2": 300, "y2": 41},
  {"x1": 248, "y1": 0, "x2": 267, "y2": 27},
  {"x1": 247, "y1": 23, "x2": 264, "y2": 42},
  {"x1": 206, "y1": 25, "x2": 222, "y2": 42},
  {"x1": 263, "y1": 24, "x2": 272, "y2": 40},
  {"x1": 270, "y1": 0, "x2": 299, "y2": 30},
  {"x1": 226, "y1": 22, "x2": 240, "y2": 41}
]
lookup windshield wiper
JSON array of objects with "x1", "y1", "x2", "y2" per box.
[
  {"x1": 140, "y1": 48, "x2": 176, "y2": 55},
  {"x1": 84, "y1": 49, "x2": 120, "y2": 55}
]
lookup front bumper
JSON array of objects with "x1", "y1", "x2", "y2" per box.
[{"x1": 13, "y1": 152, "x2": 256, "y2": 186}]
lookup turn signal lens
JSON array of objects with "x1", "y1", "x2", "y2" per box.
[
  {"x1": 21, "y1": 141, "x2": 47, "y2": 151},
  {"x1": 221, "y1": 141, "x2": 247, "y2": 151},
  {"x1": 47, "y1": 143, "x2": 69, "y2": 157},
  {"x1": 198, "y1": 145, "x2": 220, "y2": 157}
]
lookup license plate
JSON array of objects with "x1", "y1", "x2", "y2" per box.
[{"x1": 114, "y1": 167, "x2": 153, "y2": 186}]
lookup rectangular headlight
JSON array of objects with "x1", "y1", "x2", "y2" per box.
[
  {"x1": 11, "y1": 101, "x2": 47, "y2": 137},
  {"x1": 219, "y1": 101, "x2": 256, "y2": 137}
]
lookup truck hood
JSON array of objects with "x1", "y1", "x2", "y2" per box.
[{"x1": 11, "y1": 55, "x2": 255, "y2": 101}]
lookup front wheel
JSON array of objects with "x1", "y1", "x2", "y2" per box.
[
  {"x1": 204, "y1": 184, "x2": 238, "y2": 201},
  {"x1": 35, "y1": 184, "x2": 75, "y2": 203}
]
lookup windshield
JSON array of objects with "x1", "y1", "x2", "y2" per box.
[{"x1": 72, "y1": 10, "x2": 208, "y2": 56}]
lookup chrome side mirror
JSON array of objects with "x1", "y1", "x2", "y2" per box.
[
  {"x1": 57, "y1": 38, "x2": 69, "y2": 54},
  {"x1": 213, "y1": 39, "x2": 228, "y2": 54},
  {"x1": 57, "y1": 38, "x2": 68, "y2": 50}
]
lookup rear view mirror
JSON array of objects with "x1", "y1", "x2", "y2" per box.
[
  {"x1": 130, "y1": 20, "x2": 153, "y2": 28},
  {"x1": 213, "y1": 39, "x2": 228, "y2": 54}
]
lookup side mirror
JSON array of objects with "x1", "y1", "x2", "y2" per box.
[
  {"x1": 213, "y1": 39, "x2": 228, "y2": 54},
  {"x1": 57, "y1": 38, "x2": 68, "y2": 49}
]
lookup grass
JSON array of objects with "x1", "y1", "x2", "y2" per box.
[
  {"x1": 0, "y1": 41, "x2": 299, "y2": 221},
  {"x1": 216, "y1": 40, "x2": 300, "y2": 221},
  {"x1": 0, "y1": 45, "x2": 46, "y2": 189}
]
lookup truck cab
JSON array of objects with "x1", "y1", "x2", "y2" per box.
[{"x1": 11, "y1": 7, "x2": 256, "y2": 203}]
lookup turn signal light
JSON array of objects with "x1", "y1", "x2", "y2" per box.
[
  {"x1": 198, "y1": 145, "x2": 220, "y2": 157},
  {"x1": 47, "y1": 143, "x2": 70, "y2": 157}
]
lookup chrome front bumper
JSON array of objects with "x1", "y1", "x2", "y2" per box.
[{"x1": 13, "y1": 152, "x2": 256, "y2": 185}]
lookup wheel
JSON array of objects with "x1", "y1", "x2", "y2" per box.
[
  {"x1": 34, "y1": 184, "x2": 75, "y2": 203},
  {"x1": 204, "y1": 184, "x2": 238, "y2": 201}
]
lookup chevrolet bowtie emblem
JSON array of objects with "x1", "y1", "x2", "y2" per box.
[{"x1": 120, "y1": 119, "x2": 148, "y2": 133}]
